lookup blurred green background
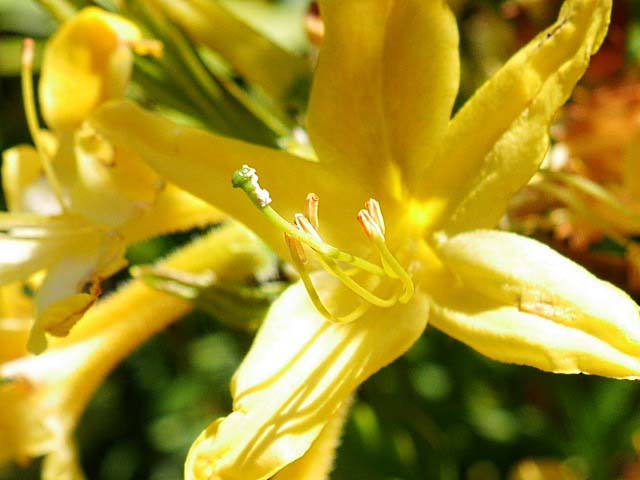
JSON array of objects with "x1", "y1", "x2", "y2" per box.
[{"x1": 3, "y1": 1, "x2": 640, "y2": 479}]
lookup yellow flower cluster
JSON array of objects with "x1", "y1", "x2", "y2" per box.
[{"x1": 1, "y1": 1, "x2": 636, "y2": 479}]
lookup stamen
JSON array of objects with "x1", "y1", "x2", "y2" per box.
[
  {"x1": 233, "y1": 165, "x2": 386, "y2": 276},
  {"x1": 21, "y1": 38, "x2": 67, "y2": 211},
  {"x1": 233, "y1": 165, "x2": 416, "y2": 320},
  {"x1": 305, "y1": 193, "x2": 320, "y2": 230},
  {"x1": 295, "y1": 214, "x2": 399, "y2": 308},
  {"x1": 358, "y1": 209, "x2": 414, "y2": 303},
  {"x1": 294, "y1": 213, "x2": 322, "y2": 241},
  {"x1": 357, "y1": 209, "x2": 398, "y2": 279},
  {"x1": 365, "y1": 199, "x2": 385, "y2": 235},
  {"x1": 285, "y1": 229, "x2": 307, "y2": 265},
  {"x1": 285, "y1": 232, "x2": 370, "y2": 323}
]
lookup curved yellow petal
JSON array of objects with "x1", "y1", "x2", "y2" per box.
[
  {"x1": 119, "y1": 183, "x2": 225, "y2": 245},
  {"x1": 185, "y1": 276, "x2": 429, "y2": 480},
  {"x1": 307, "y1": 0, "x2": 459, "y2": 194},
  {"x1": 2, "y1": 145, "x2": 43, "y2": 213},
  {"x1": 59, "y1": 125, "x2": 163, "y2": 228},
  {"x1": 28, "y1": 236, "x2": 125, "y2": 354},
  {"x1": 430, "y1": 291, "x2": 640, "y2": 379},
  {"x1": 420, "y1": 0, "x2": 611, "y2": 233},
  {"x1": 90, "y1": 100, "x2": 373, "y2": 258},
  {"x1": 272, "y1": 396, "x2": 353, "y2": 480},
  {"x1": 431, "y1": 229, "x2": 640, "y2": 378},
  {"x1": 39, "y1": 7, "x2": 141, "y2": 131},
  {"x1": 0, "y1": 284, "x2": 33, "y2": 364},
  {"x1": 0, "y1": 222, "x2": 269, "y2": 470},
  {"x1": 0, "y1": 214, "x2": 100, "y2": 287},
  {"x1": 41, "y1": 438, "x2": 85, "y2": 480}
]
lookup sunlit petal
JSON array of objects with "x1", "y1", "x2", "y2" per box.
[
  {"x1": 119, "y1": 183, "x2": 225, "y2": 245},
  {"x1": 272, "y1": 396, "x2": 353, "y2": 480},
  {"x1": 185, "y1": 277, "x2": 428, "y2": 480},
  {"x1": 0, "y1": 222, "x2": 270, "y2": 470},
  {"x1": 431, "y1": 229, "x2": 640, "y2": 378},
  {"x1": 2, "y1": 145, "x2": 44, "y2": 213},
  {"x1": 60, "y1": 124, "x2": 163, "y2": 227},
  {"x1": 39, "y1": 7, "x2": 141, "y2": 131},
  {"x1": 28, "y1": 237, "x2": 126, "y2": 354},
  {"x1": 420, "y1": 0, "x2": 611, "y2": 234},
  {"x1": 307, "y1": 0, "x2": 459, "y2": 194},
  {"x1": 41, "y1": 438, "x2": 85, "y2": 480},
  {"x1": 90, "y1": 100, "x2": 371, "y2": 257}
]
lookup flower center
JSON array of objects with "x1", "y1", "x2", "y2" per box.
[{"x1": 232, "y1": 165, "x2": 415, "y2": 323}]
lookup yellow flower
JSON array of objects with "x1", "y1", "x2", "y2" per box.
[
  {"x1": 39, "y1": 6, "x2": 154, "y2": 132},
  {"x1": 30, "y1": 6, "x2": 165, "y2": 227},
  {"x1": 1, "y1": 7, "x2": 220, "y2": 353},
  {"x1": 0, "y1": 222, "x2": 271, "y2": 477},
  {"x1": 0, "y1": 284, "x2": 33, "y2": 364},
  {"x1": 90, "y1": 0, "x2": 631, "y2": 478}
]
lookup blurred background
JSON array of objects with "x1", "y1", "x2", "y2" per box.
[{"x1": 3, "y1": 0, "x2": 640, "y2": 479}]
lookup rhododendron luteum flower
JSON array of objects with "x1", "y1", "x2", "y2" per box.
[
  {"x1": 1, "y1": 8, "x2": 220, "y2": 353},
  {"x1": 0, "y1": 222, "x2": 271, "y2": 478},
  {"x1": 91, "y1": 0, "x2": 635, "y2": 478}
]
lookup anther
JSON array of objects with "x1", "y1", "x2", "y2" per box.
[
  {"x1": 365, "y1": 199, "x2": 385, "y2": 235},
  {"x1": 295, "y1": 213, "x2": 322, "y2": 241},
  {"x1": 285, "y1": 232, "x2": 307, "y2": 265},
  {"x1": 357, "y1": 209, "x2": 384, "y2": 241},
  {"x1": 22, "y1": 38, "x2": 34, "y2": 68},
  {"x1": 358, "y1": 207, "x2": 415, "y2": 304},
  {"x1": 305, "y1": 193, "x2": 320, "y2": 230}
]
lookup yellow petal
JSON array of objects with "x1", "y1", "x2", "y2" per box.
[
  {"x1": 90, "y1": 100, "x2": 372, "y2": 257},
  {"x1": 307, "y1": 0, "x2": 459, "y2": 194},
  {"x1": 0, "y1": 283, "x2": 32, "y2": 320},
  {"x1": 431, "y1": 229, "x2": 640, "y2": 378},
  {"x1": 420, "y1": 0, "x2": 611, "y2": 234},
  {"x1": 0, "y1": 284, "x2": 33, "y2": 364},
  {"x1": 28, "y1": 232, "x2": 126, "y2": 354},
  {"x1": 185, "y1": 276, "x2": 429, "y2": 480},
  {"x1": 57, "y1": 124, "x2": 163, "y2": 227},
  {"x1": 41, "y1": 438, "x2": 86, "y2": 480},
  {"x1": 0, "y1": 222, "x2": 270, "y2": 469},
  {"x1": 2, "y1": 145, "x2": 43, "y2": 212},
  {"x1": 119, "y1": 183, "x2": 225, "y2": 245},
  {"x1": 0, "y1": 213, "x2": 116, "y2": 284},
  {"x1": 272, "y1": 396, "x2": 353, "y2": 480},
  {"x1": 382, "y1": 0, "x2": 459, "y2": 189},
  {"x1": 154, "y1": 0, "x2": 310, "y2": 102},
  {"x1": 39, "y1": 7, "x2": 141, "y2": 131}
]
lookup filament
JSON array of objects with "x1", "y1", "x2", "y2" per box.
[
  {"x1": 21, "y1": 38, "x2": 67, "y2": 211},
  {"x1": 233, "y1": 164, "x2": 415, "y2": 322}
]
